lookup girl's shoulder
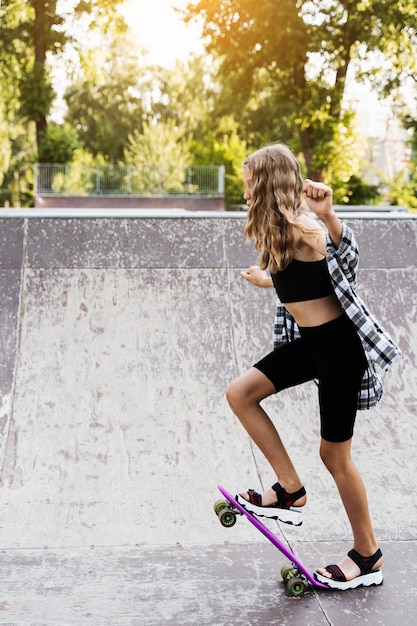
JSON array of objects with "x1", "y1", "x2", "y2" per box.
[
  {"x1": 294, "y1": 211, "x2": 322, "y2": 232},
  {"x1": 292, "y1": 213, "x2": 326, "y2": 257}
]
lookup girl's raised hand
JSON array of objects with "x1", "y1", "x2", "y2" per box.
[{"x1": 303, "y1": 179, "x2": 333, "y2": 219}]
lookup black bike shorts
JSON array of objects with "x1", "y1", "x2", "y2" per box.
[{"x1": 254, "y1": 314, "x2": 367, "y2": 442}]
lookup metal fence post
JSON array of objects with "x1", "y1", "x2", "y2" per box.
[{"x1": 218, "y1": 165, "x2": 225, "y2": 194}]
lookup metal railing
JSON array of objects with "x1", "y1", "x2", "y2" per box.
[{"x1": 34, "y1": 164, "x2": 225, "y2": 196}]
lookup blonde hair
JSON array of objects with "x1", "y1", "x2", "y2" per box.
[{"x1": 244, "y1": 143, "x2": 313, "y2": 272}]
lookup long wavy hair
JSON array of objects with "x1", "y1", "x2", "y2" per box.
[{"x1": 244, "y1": 143, "x2": 312, "y2": 272}]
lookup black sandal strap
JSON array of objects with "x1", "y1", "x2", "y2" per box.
[
  {"x1": 246, "y1": 489, "x2": 262, "y2": 506},
  {"x1": 271, "y1": 482, "x2": 306, "y2": 508},
  {"x1": 324, "y1": 564, "x2": 347, "y2": 582},
  {"x1": 348, "y1": 548, "x2": 383, "y2": 575}
]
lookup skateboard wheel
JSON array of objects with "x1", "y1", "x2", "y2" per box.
[
  {"x1": 218, "y1": 508, "x2": 237, "y2": 528},
  {"x1": 214, "y1": 500, "x2": 228, "y2": 516},
  {"x1": 280, "y1": 565, "x2": 296, "y2": 582},
  {"x1": 287, "y1": 576, "x2": 307, "y2": 597}
]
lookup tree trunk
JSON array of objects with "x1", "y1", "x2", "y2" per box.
[
  {"x1": 36, "y1": 117, "x2": 47, "y2": 152},
  {"x1": 33, "y1": 1, "x2": 48, "y2": 152}
]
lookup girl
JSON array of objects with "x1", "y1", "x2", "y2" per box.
[{"x1": 226, "y1": 143, "x2": 400, "y2": 590}]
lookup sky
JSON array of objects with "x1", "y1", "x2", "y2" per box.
[{"x1": 121, "y1": 0, "x2": 204, "y2": 67}]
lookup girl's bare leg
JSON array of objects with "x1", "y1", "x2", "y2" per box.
[
  {"x1": 317, "y1": 438, "x2": 383, "y2": 579},
  {"x1": 225, "y1": 367, "x2": 306, "y2": 507}
]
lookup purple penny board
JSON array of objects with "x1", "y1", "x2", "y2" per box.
[{"x1": 218, "y1": 485, "x2": 328, "y2": 589}]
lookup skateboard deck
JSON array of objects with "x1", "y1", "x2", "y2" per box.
[{"x1": 215, "y1": 485, "x2": 328, "y2": 596}]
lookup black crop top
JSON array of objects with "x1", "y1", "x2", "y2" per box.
[{"x1": 271, "y1": 258, "x2": 334, "y2": 304}]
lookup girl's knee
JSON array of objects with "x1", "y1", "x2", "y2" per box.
[
  {"x1": 225, "y1": 376, "x2": 255, "y2": 413},
  {"x1": 225, "y1": 378, "x2": 246, "y2": 413},
  {"x1": 319, "y1": 445, "x2": 335, "y2": 473},
  {"x1": 226, "y1": 368, "x2": 275, "y2": 414},
  {"x1": 319, "y1": 439, "x2": 352, "y2": 475},
  {"x1": 225, "y1": 380, "x2": 238, "y2": 410}
]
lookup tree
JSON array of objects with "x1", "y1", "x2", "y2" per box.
[
  {"x1": 0, "y1": 0, "x2": 128, "y2": 204},
  {"x1": 0, "y1": 0, "x2": 66, "y2": 151},
  {"x1": 0, "y1": 0, "x2": 126, "y2": 154},
  {"x1": 394, "y1": 113, "x2": 417, "y2": 209},
  {"x1": 184, "y1": 0, "x2": 417, "y2": 181},
  {"x1": 149, "y1": 56, "x2": 248, "y2": 205},
  {"x1": 37, "y1": 122, "x2": 81, "y2": 164},
  {"x1": 124, "y1": 119, "x2": 193, "y2": 193},
  {"x1": 190, "y1": 116, "x2": 248, "y2": 206},
  {"x1": 149, "y1": 55, "x2": 216, "y2": 136},
  {"x1": 64, "y1": 33, "x2": 148, "y2": 162},
  {"x1": 0, "y1": 123, "x2": 37, "y2": 207}
]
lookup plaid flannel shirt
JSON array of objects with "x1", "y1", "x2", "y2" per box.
[{"x1": 273, "y1": 222, "x2": 401, "y2": 410}]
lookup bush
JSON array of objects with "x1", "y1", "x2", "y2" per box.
[
  {"x1": 333, "y1": 175, "x2": 381, "y2": 205},
  {"x1": 38, "y1": 123, "x2": 81, "y2": 164}
]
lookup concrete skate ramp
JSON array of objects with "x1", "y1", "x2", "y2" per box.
[{"x1": 0, "y1": 209, "x2": 416, "y2": 625}]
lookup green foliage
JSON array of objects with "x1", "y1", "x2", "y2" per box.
[
  {"x1": 19, "y1": 62, "x2": 54, "y2": 123},
  {"x1": 333, "y1": 175, "x2": 381, "y2": 205},
  {"x1": 0, "y1": 122, "x2": 37, "y2": 207},
  {"x1": 53, "y1": 149, "x2": 108, "y2": 196},
  {"x1": 0, "y1": 0, "x2": 128, "y2": 204},
  {"x1": 393, "y1": 113, "x2": 417, "y2": 209},
  {"x1": 64, "y1": 34, "x2": 147, "y2": 162},
  {"x1": 73, "y1": 0, "x2": 128, "y2": 35},
  {"x1": 2, "y1": 0, "x2": 417, "y2": 207},
  {"x1": 38, "y1": 122, "x2": 81, "y2": 163},
  {"x1": 190, "y1": 116, "x2": 248, "y2": 206},
  {"x1": 124, "y1": 120, "x2": 193, "y2": 193},
  {"x1": 1, "y1": 0, "x2": 127, "y2": 154},
  {"x1": 0, "y1": 104, "x2": 12, "y2": 187},
  {"x1": 150, "y1": 55, "x2": 216, "y2": 138},
  {"x1": 184, "y1": 0, "x2": 417, "y2": 182},
  {"x1": 386, "y1": 169, "x2": 417, "y2": 209}
]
